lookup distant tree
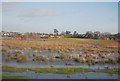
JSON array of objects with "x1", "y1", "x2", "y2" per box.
[
  {"x1": 54, "y1": 29, "x2": 59, "y2": 35},
  {"x1": 61, "y1": 31, "x2": 66, "y2": 35},
  {"x1": 103, "y1": 32, "x2": 111, "y2": 36},
  {"x1": 94, "y1": 31, "x2": 101, "y2": 36},
  {"x1": 66, "y1": 31, "x2": 71, "y2": 35},
  {"x1": 86, "y1": 31, "x2": 93, "y2": 38},
  {"x1": 72, "y1": 31, "x2": 79, "y2": 38},
  {"x1": 86, "y1": 31, "x2": 93, "y2": 35},
  {"x1": 2, "y1": 31, "x2": 5, "y2": 32},
  {"x1": 73, "y1": 31, "x2": 78, "y2": 35},
  {"x1": 101, "y1": 32, "x2": 111, "y2": 38}
]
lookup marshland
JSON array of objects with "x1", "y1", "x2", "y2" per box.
[
  {"x1": 2, "y1": 2, "x2": 119, "y2": 80},
  {"x1": 1, "y1": 37, "x2": 120, "y2": 79}
]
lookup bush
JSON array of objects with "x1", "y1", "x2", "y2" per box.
[
  {"x1": 99, "y1": 60, "x2": 105, "y2": 65},
  {"x1": 74, "y1": 58, "x2": 81, "y2": 62},
  {"x1": 5, "y1": 57, "x2": 12, "y2": 62},
  {"x1": 1, "y1": 48, "x2": 7, "y2": 53},
  {"x1": 91, "y1": 59, "x2": 96, "y2": 65},
  {"x1": 65, "y1": 62, "x2": 74, "y2": 66},
  {"x1": 108, "y1": 58, "x2": 118, "y2": 64},
  {"x1": 61, "y1": 54, "x2": 71, "y2": 60},
  {"x1": 5, "y1": 55, "x2": 13, "y2": 62},
  {"x1": 49, "y1": 58, "x2": 56, "y2": 62},
  {"x1": 36, "y1": 55, "x2": 47, "y2": 62},
  {"x1": 17, "y1": 55, "x2": 28, "y2": 63}
]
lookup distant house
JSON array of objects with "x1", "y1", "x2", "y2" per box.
[{"x1": 56, "y1": 35, "x2": 64, "y2": 38}]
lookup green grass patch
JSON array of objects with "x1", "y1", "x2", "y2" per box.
[
  {"x1": 2, "y1": 66, "x2": 120, "y2": 74},
  {"x1": 29, "y1": 38, "x2": 117, "y2": 43},
  {"x1": 2, "y1": 76, "x2": 25, "y2": 79},
  {"x1": 2, "y1": 66, "x2": 27, "y2": 72}
]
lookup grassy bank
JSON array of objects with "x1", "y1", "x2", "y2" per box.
[
  {"x1": 2, "y1": 76, "x2": 25, "y2": 79},
  {"x1": 2, "y1": 66, "x2": 120, "y2": 74},
  {"x1": 2, "y1": 66, "x2": 27, "y2": 72}
]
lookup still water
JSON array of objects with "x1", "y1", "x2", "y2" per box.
[{"x1": 3, "y1": 71, "x2": 119, "y2": 79}]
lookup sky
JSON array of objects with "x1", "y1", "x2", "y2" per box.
[{"x1": 1, "y1": 2, "x2": 118, "y2": 34}]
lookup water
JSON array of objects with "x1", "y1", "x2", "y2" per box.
[
  {"x1": 2, "y1": 47, "x2": 119, "y2": 69},
  {"x1": 2, "y1": 71, "x2": 119, "y2": 79},
  {"x1": 2, "y1": 59, "x2": 119, "y2": 69},
  {"x1": 1, "y1": 46, "x2": 119, "y2": 80}
]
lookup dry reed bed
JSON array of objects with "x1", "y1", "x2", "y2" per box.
[
  {"x1": 1, "y1": 37, "x2": 119, "y2": 65},
  {"x1": 2, "y1": 38, "x2": 118, "y2": 53}
]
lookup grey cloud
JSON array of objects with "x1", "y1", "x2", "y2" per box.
[
  {"x1": 33, "y1": 9, "x2": 56, "y2": 16},
  {"x1": 2, "y1": 2, "x2": 17, "y2": 12},
  {"x1": 23, "y1": 9, "x2": 56, "y2": 17}
]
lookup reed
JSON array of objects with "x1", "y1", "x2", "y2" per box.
[
  {"x1": 65, "y1": 62, "x2": 75, "y2": 65},
  {"x1": 35, "y1": 55, "x2": 47, "y2": 62},
  {"x1": 2, "y1": 37, "x2": 118, "y2": 65},
  {"x1": 61, "y1": 54, "x2": 71, "y2": 60},
  {"x1": 49, "y1": 58, "x2": 56, "y2": 62},
  {"x1": 2, "y1": 37, "x2": 118, "y2": 53},
  {"x1": 1, "y1": 48, "x2": 7, "y2": 53},
  {"x1": 98, "y1": 60, "x2": 105, "y2": 65},
  {"x1": 17, "y1": 55, "x2": 28, "y2": 63}
]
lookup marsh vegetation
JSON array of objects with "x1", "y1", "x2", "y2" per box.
[
  {"x1": 2, "y1": 37, "x2": 119, "y2": 66},
  {"x1": 2, "y1": 37, "x2": 119, "y2": 79}
]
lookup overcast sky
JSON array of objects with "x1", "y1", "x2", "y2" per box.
[{"x1": 2, "y1": 2, "x2": 118, "y2": 34}]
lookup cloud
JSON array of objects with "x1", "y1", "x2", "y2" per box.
[
  {"x1": 33, "y1": 9, "x2": 56, "y2": 16},
  {"x1": 2, "y1": 2, "x2": 17, "y2": 12},
  {"x1": 2, "y1": 3, "x2": 56, "y2": 17},
  {"x1": 22, "y1": 9, "x2": 56, "y2": 17}
]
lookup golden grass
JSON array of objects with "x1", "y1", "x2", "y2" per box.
[{"x1": 2, "y1": 37, "x2": 118, "y2": 53}]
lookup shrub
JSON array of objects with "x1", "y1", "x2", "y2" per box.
[
  {"x1": 33, "y1": 53, "x2": 37, "y2": 57},
  {"x1": 1, "y1": 48, "x2": 7, "y2": 53},
  {"x1": 49, "y1": 58, "x2": 56, "y2": 62},
  {"x1": 5, "y1": 54, "x2": 13, "y2": 62},
  {"x1": 65, "y1": 62, "x2": 74, "y2": 66},
  {"x1": 109, "y1": 59, "x2": 117, "y2": 64},
  {"x1": 17, "y1": 55, "x2": 28, "y2": 63},
  {"x1": 5, "y1": 57, "x2": 12, "y2": 62},
  {"x1": 36, "y1": 55, "x2": 47, "y2": 62},
  {"x1": 75, "y1": 57, "x2": 86, "y2": 63},
  {"x1": 61, "y1": 54, "x2": 71, "y2": 60},
  {"x1": 99, "y1": 60, "x2": 105, "y2": 65},
  {"x1": 91, "y1": 59, "x2": 96, "y2": 65}
]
